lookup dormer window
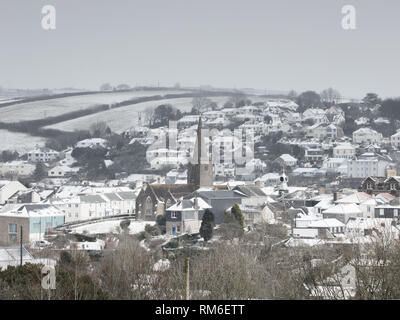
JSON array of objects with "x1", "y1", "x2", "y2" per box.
[
  {"x1": 390, "y1": 183, "x2": 397, "y2": 191},
  {"x1": 366, "y1": 182, "x2": 373, "y2": 190}
]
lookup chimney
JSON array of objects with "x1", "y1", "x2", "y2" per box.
[
  {"x1": 386, "y1": 168, "x2": 397, "y2": 179},
  {"x1": 333, "y1": 191, "x2": 338, "y2": 202}
]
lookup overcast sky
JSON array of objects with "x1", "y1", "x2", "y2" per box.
[{"x1": 0, "y1": 0, "x2": 399, "y2": 99}]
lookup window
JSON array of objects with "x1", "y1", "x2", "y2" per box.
[
  {"x1": 145, "y1": 197, "x2": 153, "y2": 216},
  {"x1": 171, "y1": 211, "x2": 177, "y2": 219},
  {"x1": 30, "y1": 222, "x2": 40, "y2": 233},
  {"x1": 8, "y1": 223, "x2": 17, "y2": 242}
]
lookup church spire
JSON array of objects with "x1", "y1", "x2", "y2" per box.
[
  {"x1": 187, "y1": 117, "x2": 213, "y2": 188},
  {"x1": 192, "y1": 117, "x2": 209, "y2": 165}
]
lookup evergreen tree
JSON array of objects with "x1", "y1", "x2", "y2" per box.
[
  {"x1": 200, "y1": 209, "x2": 215, "y2": 241},
  {"x1": 231, "y1": 203, "x2": 244, "y2": 228},
  {"x1": 33, "y1": 163, "x2": 46, "y2": 181},
  {"x1": 156, "y1": 214, "x2": 166, "y2": 234}
]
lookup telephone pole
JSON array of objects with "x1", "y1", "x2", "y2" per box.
[
  {"x1": 20, "y1": 226, "x2": 23, "y2": 266},
  {"x1": 185, "y1": 257, "x2": 190, "y2": 300}
]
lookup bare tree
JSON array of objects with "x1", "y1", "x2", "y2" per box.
[
  {"x1": 143, "y1": 107, "x2": 155, "y2": 127},
  {"x1": 89, "y1": 121, "x2": 109, "y2": 138},
  {"x1": 321, "y1": 88, "x2": 341, "y2": 105},
  {"x1": 191, "y1": 96, "x2": 215, "y2": 114}
]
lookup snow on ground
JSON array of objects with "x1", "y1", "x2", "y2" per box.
[
  {"x1": 0, "y1": 98, "x2": 22, "y2": 105},
  {"x1": 0, "y1": 130, "x2": 46, "y2": 152},
  {"x1": 44, "y1": 97, "x2": 195, "y2": 133},
  {"x1": 0, "y1": 90, "x2": 188, "y2": 123},
  {"x1": 44, "y1": 95, "x2": 266, "y2": 133},
  {"x1": 70, "y1": 219, "x2": 155, "y2": 235}
]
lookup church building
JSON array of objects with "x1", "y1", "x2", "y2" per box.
[{"x1": 136, "y1": 117, "x2": 213, "y2": 220}]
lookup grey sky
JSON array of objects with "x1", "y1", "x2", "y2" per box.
[{"x1": 0, "y1": 0, "x2": 399, "y2": 99}]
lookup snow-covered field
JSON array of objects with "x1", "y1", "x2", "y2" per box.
[
  {"x1": 70, "y1": 219, "x2": 156, "y2": 235},
  {"x1": 0, "y1": 130, "x2": 46, "y2": 152},
  {"x1": 0, "y1": 90, "x2": 189, "y2": 123},
  {"x1": 0, "y1": 98, "x2": 22, "y2": 105},
  {"x1": 45, "y1": 97, "x2": 195, "y2": 133},
  {"x1": 44, "y1": 95, "x2": 262, "y2": 133}
]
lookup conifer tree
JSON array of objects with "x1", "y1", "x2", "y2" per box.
[
  {"x1": 231, "y1": 203, "x2": 244, "y2": 228},
  {"x1": 200, "y1": 209, "x2": 215, "y2": 241}
]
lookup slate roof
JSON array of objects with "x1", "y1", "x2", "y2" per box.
[
  {"x1": 233, "y1": 185, "x2": 267, "y2": 197},
  {"x1": 148, "y1": 184, "x2": 197, "y2": 202},
  {"x1": 103, "y1": 193, "x2": 122, "y2": 201},
  {"x1": 116, "y1": 191, "x2": 137, "y2": 200},
  {"x1": 79, "y1": 194, "x2": 107, "y2": 203},
  {"x1": 193, "y1": 190, "x2": 245, "y2": 200}
]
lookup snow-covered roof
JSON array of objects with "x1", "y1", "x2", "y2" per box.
[
  {"x1": 346, "y1": 217, "x2": 397, "y2": 230},
  {"x1": 278, "y1": 154, "x2": 297, "y2": 162},
  {"x1": 323, "y1": 203, "x2": 362, "y2": 215},
  {"x1": 353, "y1": 127, "x2": 380, "y2": 135},
  {"x1": 0, "y1": 204, "x2": 64, "y2": 218},
  {"x1": 166, "y1": 197, "x2": 212, "y2": 211},
  {"x1": 335, "y1": 192, "x2": 371, "y2": 204},
  {"x1": 315, "y1": 198, "x2": 334, "y2": 209},
  {"x1": 308, "y1": 218, "x2": 345, "y2": 228}
]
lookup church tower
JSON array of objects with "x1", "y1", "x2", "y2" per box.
[{"x1": 187, "y1": 117, "x2": 213, "y2": 189}]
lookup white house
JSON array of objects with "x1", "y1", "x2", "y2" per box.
[
  {"x1": 323, "y1": 158, "x2": 347, "y2": 175},
  {"x1": 48, "y1": 165, "x2": 79, "y2": 177},
  {"x1": 333, "y1": 143, "x2": 356, "y2": 159},
  {"x1": 0, "y1": 180, "x2": 27, "y2": 205},
  {"x1": 323, "y1": 203, "x2": 363, "y2": 224},
  {"x1": 0, "y1": 161, "x2": 36, "y2": 177},
  {"x1": 352, "y1": 128, "x2": 382, "y2": 145},
  {"x1": 345, "y1": 217, "x2": 399, "y2": 239},
  {"x1": 307, "y1": 123, "x2": 338, "y2": 140},
  {"x1": 293, "y1": 213, "x2": 345, "y2": 239},
  {"x1": 302, "y1": 108, "x2": 326, "y2": 120},
  {"x1": 390, "y1": 131, "x2": 400, "y2": 149},
  {"x1": 304, "y1": 147, "x2": 324, "y2": 163},
  {"x1": 255, "y1": 172, "x2": 281, "y2": 187},
  {"x1": 347, "y1": 153, "x2": 392, "y2": 178},
  {"x1": 52, "y1": 191, "x2": 137, "y2": 223},
  {"x1": 275, "y1": 154, "x2": 298, "y2": 167},
  {"x1": 26, "y1": 147, "x2": 59, "y2": 163}
]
